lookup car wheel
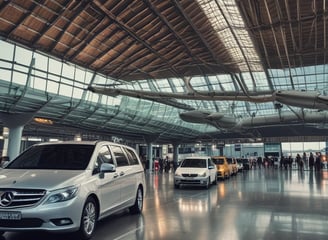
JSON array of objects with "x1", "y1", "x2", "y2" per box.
[
  {"x1": 213, "y1": 174, "x2": 218, "y2": 185},
  {"x1": 76, "y1": 197, "x2": 97, "y2": 240},
  {"x1": 129, "y1": 187, "x2": 143, "y2": 214},
  {"x1": 205, "y1": 177, "x2": 210, "y2": 189},
  {"x1": 174, "y1": 183, "x2": 180, "y2": 189},
  {"x1": 0, "y1": 231, "x2": 4, "y2": 236}
]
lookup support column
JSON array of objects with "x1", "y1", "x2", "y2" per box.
[
  {"x1": 172, "y1": 142, "x2": 180, "y2": 171},
  {"x1": 2, "y1": 127, "x2": 9, "y2": 160},
  {"x1": 0, "y1": 112, "x2": 34, "y2": 161},
  {"x1": 147, "y1": 143, "x2": 153, "y2": 172},
  {"x1": 8, "y1": 126, "x2": 23, "y2": 160},
  {"x1": 144, "y1": 134, "x2": 159, "y2": 173}
]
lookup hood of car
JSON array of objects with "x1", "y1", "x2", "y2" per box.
[{"x1": 0, "y1": 169, "x2": 86, "y2": 190}]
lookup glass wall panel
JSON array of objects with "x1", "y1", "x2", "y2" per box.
[
  {"x1": 72, "y1": 87, "x2": 83, "y2": 99},
  {"x1": 0, "y1": 67, "x2": 11, "y2": 82},
  {"x1": 62, "y1": 63, "x2": 75, "y2": 80},
  {"x1": 47, "y1": 80, "x2": 59, "y2": 94},
  {"x1": 59, "y1": 83, "x2": 73, "y2": 97},
  {"x1": 34, "y1": 52, "x2": 48, "y2": 71},
  {"x1": 0, "y1": 40, "x2": 14, "y2": 61},
  {"x1": 15, "y1": 46, "x2": 32, "y2": 66},
  {"x1": 32, "y1": 76, "x2": 46, "y2": 91},
  {"x1": 48, "y1": 58, "x2": 62, "y2": 76},
  {"x1": 12, "y1": 71, "x2": 27, "y2": 85}
]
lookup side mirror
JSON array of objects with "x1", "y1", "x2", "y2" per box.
[
  {"x1": 208, "y1": 165, "x2": 214, "y2": 169},
  {"x1": 100, "y1": 163, "x2": 116, "y2": 173}
]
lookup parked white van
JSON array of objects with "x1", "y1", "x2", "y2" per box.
[{"x1": 0, "y1": 141, "x2": 146, "y2": 239}]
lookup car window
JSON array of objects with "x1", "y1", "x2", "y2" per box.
[
  {"x1": 180, "y1": 159, "x2": 206, "y2": 168},
  {"x1": 124, "y1": 147, "x2": 139, "y2": 165},
  {"x1": 6, "y1": 144, "x2": 94, "y2": 170},
  {"x1": 97, "y1": 145, "x2": 114, "y2": 164},
  {"x1": 212, "y1": 158, "x2": 224, "y2": 164},
  {"x1": 110, "y1": 145, "x2": 129, "y2": 167},
  {"x1": 93, "y1": 145, "x2": 114, "y2": 175}
]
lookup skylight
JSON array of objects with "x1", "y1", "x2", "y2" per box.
[{"x1": 197, "y1": 0, "x2": 263, "y2": 72}]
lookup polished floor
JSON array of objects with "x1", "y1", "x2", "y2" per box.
[{"x1": 3, "y1": 167, "x2": 328, "y2": 240}]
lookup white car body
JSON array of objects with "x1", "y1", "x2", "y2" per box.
[
  {"x1": 0, "y1": 141, "x2": 146, "y2": 240},
  {"x1": 174, "y1": 156, "x2": 217, "y2": 189}
]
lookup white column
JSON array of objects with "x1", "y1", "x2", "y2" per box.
[{"x1": 7, "y1": 126, "x2": 23, "y2": 161}]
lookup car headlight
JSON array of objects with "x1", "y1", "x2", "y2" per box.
[
  {"x1": 175, "y1": 172, "x2": 181, "y2": 177},
  {"x1": 199, "y1": 172, "x2": 206, "y2": 177},
  {"x1": 45, "y1": 186, "x2": 79, "y2": 204}
]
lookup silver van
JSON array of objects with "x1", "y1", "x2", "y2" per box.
[{"x1": 0, "y1": 141, "x2": 146, "y2": 239}]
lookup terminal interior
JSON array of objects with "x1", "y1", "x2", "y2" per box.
[{"x1": 1, "y1": 1, "x2": 328, "y2": 239}]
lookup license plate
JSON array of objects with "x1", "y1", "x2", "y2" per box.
[{"x1": 0, "y1": 211, "x2": 21, "y2": 220}]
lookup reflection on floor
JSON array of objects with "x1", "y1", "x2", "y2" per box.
[{"x1": 3, "y1": 169, "x2": 328, "y2": 240}]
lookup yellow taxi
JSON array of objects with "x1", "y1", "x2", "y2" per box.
[
  {"x1": 211, "y1": 156, "x2": 230, "y2": 180},
  {"x1": 227, "y1": 157, "x2": 238, "y2": 175}
]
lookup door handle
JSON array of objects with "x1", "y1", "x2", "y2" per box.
[
  {"x1": 113, "y1": 173, "x2": 119, "y2": 178},
  {"x1": 119, "y1": 171, "x2": 125, "y2": 176}
]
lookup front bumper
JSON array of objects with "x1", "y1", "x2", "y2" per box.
[
  {"x1": 174, "y1": 176, "x2": 208, "y2": 186},
  {"x1": 0, "y1": 196, "x2": 83, "y2": 233}
]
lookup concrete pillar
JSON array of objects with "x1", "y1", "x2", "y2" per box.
[
  {"x1": 147, "y1": 143, "x2": 153, "y2": 172},
  {"x1": 0, "y1": 112, "x2": 34, "y2": 161},
  {"x1": 7, "y1": 126, "x2": 23, "y2": 160},
  {"x1": 144, "y1": 134, "x2": 159, "y2": 173},
  {"x1": 2, "y1": 127, "x2": 9, "y2": 158},
  {"x1": 173, "y1": 142, "x2": 180, "y2": 171}
]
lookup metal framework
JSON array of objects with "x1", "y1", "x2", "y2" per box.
[{"x1": 0, "y1": 0, "x2": 328, "y2": 144}]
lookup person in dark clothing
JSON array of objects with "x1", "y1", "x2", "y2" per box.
[
  {"x1": 309, "y1": 152, "x2": 314, "y2": 171},
  {"x1": 257, "y1": 156, "x2": 262, "y2": 169},
  {"x1": 315, "y1": 152, "x2": 321, "y2": 171}
]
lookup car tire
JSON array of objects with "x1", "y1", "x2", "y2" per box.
[
  {"x1": 205, "y1": 177, "x2": 210, "y2": 189},
  {"x1": 174, "y1": 183, "x2": 180, "y2": 189},
  {"x1": 76, "y1": 197, "x2": 97, "y2": 240},
  {"x1": 213, "y1": 174, "x2": 218, "y2": 185},
  {"x1": 129, "y1": 187, "x2": 143, "y2": 214}
]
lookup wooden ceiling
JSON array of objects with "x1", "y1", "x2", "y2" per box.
[
  {"x1": 0, "y1": 0, "x2": 239, "y2": 81},
  {"x1": 1, "y1": 0, "x2": 327, "y2": 81}
]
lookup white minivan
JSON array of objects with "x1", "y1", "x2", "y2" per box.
[{"x1": 0, "y1": 141, "x2": 146, "y2": 239}]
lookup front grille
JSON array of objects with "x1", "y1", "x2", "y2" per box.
[
  {"x1": 0, "y1": 218, "x2": 43, "y2": 228},
  {"x1": 180, "y1": 179, "x2": 201, "y2": 184},
  {"x1": 182, "y1": 174, "x2": 198, "y2": 177},
  {"x1": 0, "y1": 189, "x2": 46, "y2": 209}
]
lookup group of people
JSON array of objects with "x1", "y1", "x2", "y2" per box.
[
  {"x1": 249, "y1": 152, "x2": 325, "y2": 171},
  {"x1": 280, "y1": 152, "x2": 323, "y2": 171},
  {"x1": 153, "y1": 156, "x2": 173, "y2": 173},
  {"x1": 140, "y1": 155, "x2": 175, "y2": 173}
]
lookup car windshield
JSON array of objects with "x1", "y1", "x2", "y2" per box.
[
  {"x1": 180, "y1": 159, "x2": 206, "y2": 168},
  {"x1": 227, "y1": 158, "x2": 233, "y2": 164},
  {"x1": 6, "y1": 144, "x2": 95, "y2": 170},
  {"x1": 212, "y1": 158, "x2": 224, "y2": 164}
]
